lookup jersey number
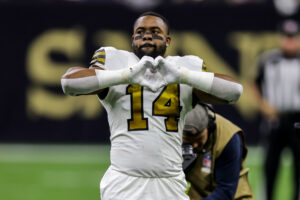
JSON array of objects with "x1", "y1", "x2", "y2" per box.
[{"x1": 126, "y1": 84, "x2": 181, "y2": 132}]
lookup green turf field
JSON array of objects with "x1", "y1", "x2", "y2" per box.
[{"x1": 0, "y1": 144, "x2": 294, "y2": 200}]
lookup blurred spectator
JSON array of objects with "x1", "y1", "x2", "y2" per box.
[
  {"x1": 226, "y1": 0, "x2": 267, "y2": 4},
  {"x1": 113, "y1": 0, "x2": 162, "y2": 11},
  {"x1": 252, "y1": 19, "x2": 300, "y2": 200},
  {"x1": 274, "y1": 0, "x2": 299, "y2": 16},
  {"x1": 170, "y1": 0, "x2": 268, "y2": 4},
  {"x1": 0, "y1": 0, "x2": 272, "y2": 5}
]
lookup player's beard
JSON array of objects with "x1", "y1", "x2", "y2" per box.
[{"x1": 132, "y1": 43, "x2": 167, "y2": 59}]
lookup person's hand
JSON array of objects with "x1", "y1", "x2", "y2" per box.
[
  {"x1": 260, "y1": 99, "x2": 279, "y2": 121},
  {"x1": 129, "y1": 56, "x2": 165, "y2": 92},
  {"x1": 155, "y1": 56, "x2": 183, "y2": 85}
]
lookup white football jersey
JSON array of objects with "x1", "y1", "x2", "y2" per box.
[{"x1": 90, "y1": 47, "x2": 205, "y2": 178}]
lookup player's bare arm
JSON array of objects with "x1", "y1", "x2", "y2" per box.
[{"x1": 61, "y1": 66, "x2": 108, "y2": 96}]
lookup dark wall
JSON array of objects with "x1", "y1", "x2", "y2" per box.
[{"x1": 0, "y1": 2, "x2": 297, "y2": 144}]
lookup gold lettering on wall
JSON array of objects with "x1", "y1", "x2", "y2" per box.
[
  {"x1": 229, "y1": 32, "x2": 279, "y2": 81},
  {"x1": 228, "y1": 32, "x2": 279, "y2": 117},
  {"x1": 26, "y1": 28, "x2": 102, "y2": 119},
  {"x1": 93, "y1": 30, "x2": 131, "y2": 51}
]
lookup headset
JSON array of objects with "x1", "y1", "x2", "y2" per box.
[{"x1": 198, "y1": 103, "x2": 216, "y2": 134}]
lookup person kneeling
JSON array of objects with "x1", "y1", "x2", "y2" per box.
[{"x1": 182, "y1": 104, "x2": 254, "y2": 200}]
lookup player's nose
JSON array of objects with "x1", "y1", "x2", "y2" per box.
[{"x1": 143, "y1": 32, "x2": 153, "y2": 40}]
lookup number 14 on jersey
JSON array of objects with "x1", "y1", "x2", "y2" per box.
[{"x1": 126, "y1": 84, "x2": 181, "y2": 132}]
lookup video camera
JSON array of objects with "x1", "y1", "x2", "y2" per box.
[{"x1": 182, "y1": 143, "x2": 197, "y2": 173}]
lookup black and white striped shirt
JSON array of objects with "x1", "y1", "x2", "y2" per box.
[{"x1": 256, "y1": 49, "x2": 300, "y2": 113}]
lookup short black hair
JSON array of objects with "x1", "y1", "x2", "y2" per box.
[{"x1": 134, "y1": 11, "x2": 170, "y2": 34}]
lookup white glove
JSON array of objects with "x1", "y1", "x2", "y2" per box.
[
  {"x1": 129, "y1": 56, "x2": 165, "y2": 92},
  {"x1": 155, "y1": 56, "x2": 216, "y2": 95},
  {"x1": 155, "y1": 56, "x2": 183, "y2": 85}
]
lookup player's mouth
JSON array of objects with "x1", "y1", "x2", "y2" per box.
[{"x1": 140, "y1": 43, "x2": 156, "y2": 49}]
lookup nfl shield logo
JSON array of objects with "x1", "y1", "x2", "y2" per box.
[{"x1": 203, "y1": 154, "x2": 212, "y2": 168}]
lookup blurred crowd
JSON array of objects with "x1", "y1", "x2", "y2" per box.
[
  {"x1": 1, "y1": 0, "x2": 299, "y2": 16},
  {"x1": 0, "y1": 0, "x2": 273, "y2": 4}
]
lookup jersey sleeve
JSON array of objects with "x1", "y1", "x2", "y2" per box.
[
  {"x1": 89, "y1": 47, "x2": 107, "y2": 69},
  {"x1": 181, "y1": 55, "x2": 207, "y2": 72},
  {"x1": 201, "y1": 61, "x2": 208, "y2": 72}
]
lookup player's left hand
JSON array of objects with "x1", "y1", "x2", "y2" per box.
[{"x1": 155, "y1": 56, "x2": 183, "y2": 85}]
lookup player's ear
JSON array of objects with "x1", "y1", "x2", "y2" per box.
[{"x1": 166, "y1": 36, "x2": 171, "y2": 47}]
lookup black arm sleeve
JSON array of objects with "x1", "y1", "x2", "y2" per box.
[
  {"x1": 203, "y1": 133, "x2": 243, "y2": 200},
  {"x1": 255, "y1": 55, "x2": 265, "y2": 93}
]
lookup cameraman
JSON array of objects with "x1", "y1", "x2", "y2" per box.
[{"x1": 182, "y1": 104, "x2": 253, "y2": 200}]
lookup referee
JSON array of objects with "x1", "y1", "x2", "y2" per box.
[{"x1": 252, "y1": 19, "x2": 300, "y2": 200}]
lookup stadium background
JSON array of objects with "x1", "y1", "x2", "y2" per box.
[{"x1": 0, "y1": 1, "x2": 299, "y2": 199}]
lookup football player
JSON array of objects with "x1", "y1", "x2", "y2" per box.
[{"x1": 61, "y1": 11, "x2": 243, "y2": 200}]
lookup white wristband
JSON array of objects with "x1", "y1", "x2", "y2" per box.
[
  {"x1": 95, "y1": 68, "x2": 130, "y2": 89},
  {"x1": 179, "y1": 67, "x2": 243, "y2": 103},
  {"x1": 180, "y1": 67, "x2": 214, "y2": 93}
]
